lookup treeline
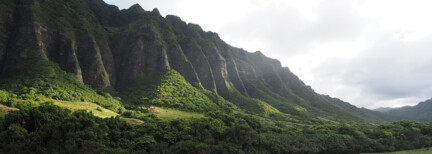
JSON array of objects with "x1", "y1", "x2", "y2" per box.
[{"x1": 1, "y1": 104, "x2": 432, "y2": 153}]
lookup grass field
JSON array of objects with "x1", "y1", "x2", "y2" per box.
[
  {"x1": 368, "y1": 147, "x2": 432, "y2": 154},
  {"x1": 52, "y1": 100, "x2": 119, "y2": 118},
  {"x1": 124, "y1": 118, "x2": 144, "y2": 124},
  {"x1": 151, "y1": 107, "x2": 204, "y2": 120},
  {"x1": 51, "y1": 100, "x2": 204, "y2": 122},
  {"x1": 1, "y1": 97, "x2": 203, "y2": 122}
]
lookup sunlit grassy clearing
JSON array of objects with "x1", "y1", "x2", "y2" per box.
[
  {"x1": 52, "y1": 100, "x2": 119, "y2": 118},
  {"x1": 38, "y1": 97, "x2": 202, "y2": 121},
  {"x1": 124, "y1": 118, "x2": 144, "y2": 124},
  {"x1": 151, "y1": 107, "x2": 204, "y2": 120}
]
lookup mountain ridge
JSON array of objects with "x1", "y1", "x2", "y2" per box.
[
  {"x1": 381, "y1": 98, "x2": 432, "y2": 122},
  {"x1": 0, "y1": 0, "x2": 390, "y2": 123},
  {"x1": 373, "y1": 106, "x2": 405, "y2": 112}
]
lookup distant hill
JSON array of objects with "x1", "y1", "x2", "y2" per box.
[
  {"x1": 382, "y1": 99, "x2": 432, "y2": 122},
  {"x1": 373, "y1": 106, "x2": 405, "y2": 112},
  {"x1": 374, "y1": 107, "x2": 396, "y2": 112}
]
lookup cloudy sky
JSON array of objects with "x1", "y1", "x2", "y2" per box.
[{"x1": 103, "y1": 0, "x2": 432, "y2": 109}]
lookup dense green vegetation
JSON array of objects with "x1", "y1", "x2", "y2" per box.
[
  {"x1": 121, "y1": 70, "x2": 236, "y2": 113},
  {"x1": 227, "y1": 90, "x2": 281, "y2": 116},
  {"x1": 1, "y1": 104, "x2": 431, "y2": 153},
  {"x1": 0, "y1": 55, "x2": 231, "y2": 124},
  {"x1": 0, "y1": 59, "x2": 123, "y2": 112}
]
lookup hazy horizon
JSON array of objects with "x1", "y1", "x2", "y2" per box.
[{"x1": 103, "y1": 0, "x2": 432, "y2": 109}]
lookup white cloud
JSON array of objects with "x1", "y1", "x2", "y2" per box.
[{"x1": 313, "y1": 33, "x2": 432, "y2": 108}]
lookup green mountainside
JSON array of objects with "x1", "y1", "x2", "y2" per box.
[
  {"x1": 0, "y1": 0, "x2": 430, "y2": 153},
  {"x1": 381, "y1": 99, "x2": 432, "y2": 122},
  {"x1": 0, "y1": 0, "x2": 389, "y2": 123}
]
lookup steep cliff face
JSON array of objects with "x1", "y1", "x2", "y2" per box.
[
  {"x1": 0, "y1": 0, "x2": 388, "y2": 122},
  {"x1": 0, "y1": 3, "x2": 13, "y2": 74},
  {"x1": 109, "y1": 24, "x2": 171, "y2": 90}
]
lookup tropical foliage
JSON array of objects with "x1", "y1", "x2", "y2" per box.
[{"x1": 1, "y1": 104, "x2": 431, "y2": 153}]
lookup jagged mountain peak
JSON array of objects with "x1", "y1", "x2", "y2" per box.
[{"x1": 151, "y1": 8, "x2": 160, "y2": 15}]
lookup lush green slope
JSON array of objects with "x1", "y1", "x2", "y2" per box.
[
  {"x1": 120, "y1": 70, "x2": 236, "y2": 113},
  {"x1": 0, "y1": 58, "x2": 124, "y2": 112},
  {"x1": 383, "y1": 98, "x2": 432, "y2": 122}
]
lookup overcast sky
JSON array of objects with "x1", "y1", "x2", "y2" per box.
[{"x1": 104, "y1": 0, "x2": 432, "y2": 109}]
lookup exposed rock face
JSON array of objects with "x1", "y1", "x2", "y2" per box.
[
  {"x1": 204, "y1": 46, "x2": 231, "y2": 97},
  {"x1": 75, "y1": 31, "x2": 111, "y2": 88},
  {"x1": 109, "y1": 25, "x2": 172, "y2": 90},
  {"x1": 0, "y1": 0, "x2": 318, "y2": 108},
  {"x1": 181, "y1": 39, "x2": 216, "y2": 92},
  {"x1": 44, "y1": 31, "x2": 83, "y2": 82},
  {"x1": 226, "y1": 58, "x2": 248, "y2": 96},
  {"x1": 0, "y1": 6, "x2": 13, "y2": 74},
  {"x1": 1, "y1": 4, "x2": 43, "y2": 76},
  {"x1": 0, "y1": 0, "x2": 383, "y2": 120}
]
